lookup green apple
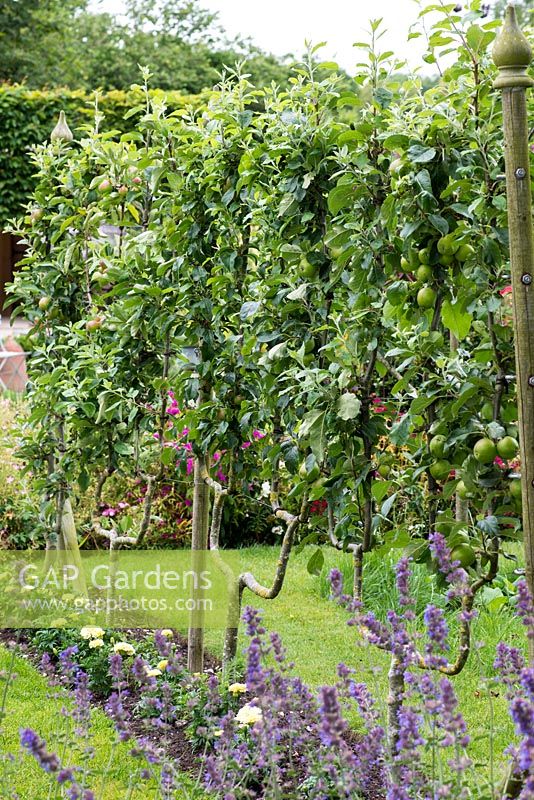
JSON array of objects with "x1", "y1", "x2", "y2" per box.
[
  {"x1": 429, "y1": 460, "x2": 451, "y2": 481},
  {"x1": 429, "y1": 435, "x2": 447, "y2": 458},
  {"x1": 418, "y1": 246, "x2": 432, "y2": 265},
  {"x1": 473, "y1": 437, "x2": 496, "y2": 464},
  {"x1": 417, "y1": 286, "x2": 436, "y2": 308},
  {"x1": 416, "y1": 264, "x2": 433, "y2": 282},
  {"x1": 496, "y1": 436, "x2": 519, "y2": 460},
  {"x1": 456, "y1": 243, "x2": 475, "y2": 262}
]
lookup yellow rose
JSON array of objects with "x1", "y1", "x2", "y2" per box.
[
  {"x1": 228, "y1": 683, "x2": 247, "y2": 695},
  {"x1": 235, "y1": 703, "x2": 263, "y2": 727},
  {"x1": 113, "y1": 642, "x2": 135, "y2": 656},
  {"x1": 81, "y1": 626, "x2": 105, "y2": 640}
]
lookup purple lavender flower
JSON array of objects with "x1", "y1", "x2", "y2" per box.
[
  {"x1": 318, "y1": 685, "x2": 347, "y2": 747},
  {"x1": 20, "y1": 729, "x2": 60, "y2": 773},
  {"x1": 517, "y1": 580, "x2": 534, "y2": 639},
  {"x1": 495, "y1": 642, "x2": 525, "y2": 696},
  {"x1": 395, "y1": 557, "x2": 414, "y2": 612},
  {"x1": 396, "y1": 707, "x2": 425, "y2": 756},
  {"x1": 428, "y1": 532, "x2": 470, "y2": 598},
  {"x1": 423, "y1": 605, "x2": 449, "y2": 666}
]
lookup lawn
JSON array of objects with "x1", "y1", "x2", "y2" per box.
[{"x1": 0, "y1": 643, "x2": 161, "y2": 799}]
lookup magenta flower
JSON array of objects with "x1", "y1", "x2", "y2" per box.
[
  {"x1": 252, "y1": 430, "x2": 266, "y2": 440},
  {"x1": 186, "y1": 458, "x2": 194, "y2": 475},
  {"x1": 102, "y1": 508, "x2": 117, "y2": 517},
  {"x1": 241, "y1": 441, "x2": 252, "y2": 450}
]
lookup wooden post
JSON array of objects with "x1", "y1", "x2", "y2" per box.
[
  {"x1": 187, "y1": 455, "x2": 210, "y2": 673},
  {"x1": 492, "y1": 5, "x2": 534, "y2": 660}
]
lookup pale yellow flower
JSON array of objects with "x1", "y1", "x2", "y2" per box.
[
  {"x1": 157, "y1": 660, "x2": 169, "y2": 672},
  {"x1": 81, "y1": 626, "x2": 105, "y2": 640},
  {"x1": 145, "y1": 668, "x2": 162, "y2": 678},
  {"x1": 89, "y1": 638, "x2": 104, "y2": 649},
  {"x1": 235, "y1": 703, "x2": 263, "y2": 727},
  {"x1": 160, "y1": 629, "x2": 173, "y2": 638},
  {"x1": 228, "y1": 683, "x2": 247, "y2": 695},
  {"x1": 214, "y1": 729, "x2": 223, "y2": 737},
  {"x1": 113, "y1": 642, "x2": 135, "y2": 656}
]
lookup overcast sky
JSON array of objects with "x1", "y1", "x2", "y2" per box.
[
  {"x1": 91, "y1": 0, "x2": 475, "y2": 72},
  {"x1": 200, "y1": 0, "x2": 432, "y2": 71}
]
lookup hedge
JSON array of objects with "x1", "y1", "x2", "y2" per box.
[{"x1": 0, "y1": 84, "x2": 200, "y2": 226}]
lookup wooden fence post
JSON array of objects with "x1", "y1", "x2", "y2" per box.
[{"x1": 492, "y1": 4, "x2": 534, "y2": 659}]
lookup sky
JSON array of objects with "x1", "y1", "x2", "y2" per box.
[
  {"x1": 199, "y1": 0, "x2": 431, "y2": 71},
  {"x1": 91, "y1": 0, "x2": 458, "y2": 72}
]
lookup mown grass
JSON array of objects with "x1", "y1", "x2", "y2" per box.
[{"x1": 0, "y1": 643, "x2": 164, "y2": 799}]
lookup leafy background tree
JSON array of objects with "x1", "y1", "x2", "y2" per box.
[{"x1": 0, "y1": 0, "x2": 293, "y2": 92}]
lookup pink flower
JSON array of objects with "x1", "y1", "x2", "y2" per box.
[
  {"x1": 167, "y1": 404, "x2": 180, "y2": 416},
  {"x1": 213, "y1": 451, "x2": 222, "y2": 463},
  {"x1": 181, "y1": 427, "x2": 190, "y2": 437},
  {"x1": 183, "y1": 442, "x2": 193, "y2": 452},
  {"x1": 500, "y1": 286, "x2": 512, "y2": 296},
  {"x1": 184, "y1": 498, "x2": 192, "y2": 507},
  {"x1": 494, "y1": 455, "x2": 506, "y2": 468},
  {"x1": 102, "y1": 508, "x2": 117, "y2": 517},
  {"x1": 117, "y1": 501, "x2": 129, "y2": 509},
  {"x1": 186, "y1": 457, "x2": 195, "y2": 475},
  {"x1": 252, "y1": 430, "x2": 266, "y2": 440},
  {"x1": 216, "y1": 469, "x2": 227, "y2": 483},
  {"x1": 241, "y1": 442, "x2": 252, "y2": 450}
]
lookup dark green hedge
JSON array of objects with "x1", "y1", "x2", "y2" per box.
[{"x1": 0, "y1": 84, "x2": 199, "y2": 226}]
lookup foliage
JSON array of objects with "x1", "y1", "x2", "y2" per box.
[
  {"x1": 5, "y1": 0, "x2": 534, "y2": 662},
  {"x1": 0, "y1": 84, "x2": 200, "y2": 226},
  {"x1": 0, "y1": 397, "x2": 45, "y2": 548},
  {"x1": 0, "y1": 0, "x2": 293, "y2": 93}
]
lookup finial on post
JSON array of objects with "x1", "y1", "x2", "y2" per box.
[
  {"x1": 50, "y1": 110, "x2": 74, "y2": 142},
  {"x1": 492, "y1": 4, "x2": 534, "y2": 89}
]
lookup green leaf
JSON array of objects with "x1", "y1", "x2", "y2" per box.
[
  {"x1": 382, "y1": 134, "x2": 410, "y2": 151},
  {"x1": 337, "y1": 393, "x2": 361, "y2": 421},
  {"x1": 389, "y1": 414, "x2": 411, "y2": 446},
  {"x1": 428, "y1": 214, "x2": 449, "y2": 235},
  {"x1": 328, "y1": 184, "x2": 354, "y2": 215},
  {"x1": 240, "y1": 301, "x2": 261, "y2": 320},
  {"x1": 380, "y1": 492, "x2": 397, "y2": 519},
  {"x1": 161, "y1": 446, "x2": 176, "y2": 466},
  {"x1": 307, "y1": 547, "x2": 325, "y2": 576},
  {"x1": 299, "y1": 410, "x2": 327, "y2": 463},
  {"x1": 372, "y1": 480, "x2": 392, "y2": 503},
  {"x1": 441, "y1": 298, "x2": 472, "y2": 341},
  {"x1": 407, "y1": 145, "x2": 436, "y2": 163}
]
